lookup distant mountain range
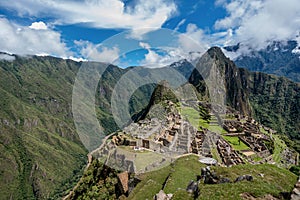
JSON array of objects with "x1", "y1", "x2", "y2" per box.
[
  {"x1": 0, "y1": 46, "x2": 299, "y2": 199},
  {"x1": 225, "y1": 40, "x2": 300, "y2": 82}
]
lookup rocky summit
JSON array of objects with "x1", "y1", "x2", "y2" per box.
[{"x1": 0, "y1": 47, "x2": 300, "y2": 200}]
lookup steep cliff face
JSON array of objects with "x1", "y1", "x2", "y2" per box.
[
  {"x1": 226, "y1": 40, "x2": 300, "y2": 83},
  {"x1": 0, "y1": 55, "x2": 87, "y2": 199},
  {"x1": 190, "y1": 47, "x2": 252, "y2": 115},
  {"x1": 189, "y1": 47, "x2": 300, "y2": 139},
  {"x1": 1, "y1": 48, "x2": 299, "y2": 199},
  {"x1": 240, "y1": 70, "x2": 300, "y2": 139},
  {"x1": 0, "y1": 56, "x2": 151, "y2": 199}
]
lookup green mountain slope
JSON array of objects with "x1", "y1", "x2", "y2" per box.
[
  {"x1": 226, "y1": 40, "x2": 300, "y2": 83},
  {"x1": 0, "y1": 55, "x2": 158, "y2": 199},
  {"x1": 0, "y1": 46, "x2": 299, "y2": 199},
  {"x1": 190, "y1": 47, "x2": 300, "y2": 141},
  {"x1": 0, "y1": 56, "x2": 88, "y2": 199}
]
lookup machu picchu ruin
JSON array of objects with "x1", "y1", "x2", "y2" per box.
[{"x1": 91, "y1": 99, "x2": 298, "y2": 174}]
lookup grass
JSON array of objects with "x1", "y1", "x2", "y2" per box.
[
  {"x1": 128, "y1": 164, "x2": 172, "y2": 200},
  {"x1": 116, "y1": 146, "x2": 171, "y2": 173},
  {"x1": 272, "y1": 134, "x2": 288, "y2": 164},
  {"x1": 211, "y1": 148, "x2": 223, "y2": 163},
  {"x1": 253, "y1": 156, "x2": 263, "y2": 162},
  {"x1": 203, "y1": 164, "x2": 297, "y2": 200},
  {"x1": 181, "y1": 106, "x2": 227, "y2": 134},
  {"x1": 0, "y1": 57, "x2": 90, "y2": 199},
  {"x1": 260, "y1": 127, "x2": 269, "y2": 135},
  {"x1": 128, "y1": 155, "x2": 205, "y2": 200},
  {"x1": 223, "y1": 136, "x2": 250, "y2": 151},
  {"x1": 129, "y1": 155, "x2": 297, "y2": 200},
  {"x1": 181, "y1": 107, "x2": 202, "y2": 130},
  {"x1": 164, "y1": 156, "x2": 205, "y2": 193},
  {"x1": 207, "y1": 124, "x2": 227, "y2": 134}
]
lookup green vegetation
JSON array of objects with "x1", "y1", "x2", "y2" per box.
[
  {"x1": 149, "y1": 81, "x2": 179, "y2": 105},
  {"x1": 211, "y1": 148, "x2": 223, "y2": 163},
  {"x1": 0, "y1": 56, "x2": 156, "y2": 199},
  {"x1": 181, "y1": 106, "x2": 227, "y2": 134},
  {"x1": 289, "y1": 165, "x2": 300, "y2": 176},
  {"x1": 249, "y1": 74, "x2": 300, "y2": 142},
  {"x1": 202, "y1": 164, "x2": 296, "y2": 199},
  {"x1": 128, "y1": 155, "x2": 205, "y2": 200},
  {"x1": 66, "y1": 159, "x2": 120, "y2": 200},
  {"x1": 116, "y1": 146, "x2": 171, "y2": 173},
  {"x1": 128, "y1": 166, "x2": 173, "y2": 200},
  {"x1": 272, "y1": 134, "x2": 288, "y2": 163},
  {"x1": 222, "y1": 136, "x2": 250, "y2": 151},
  {"x1": 1, "y1": 47, "x2": 300, "y2": 199},
  {"x1": 252, "y1": 156, "x2": 263, "y2": 162},
  {"x1": 163, "y1": 156, "x2": 204, "y2": 194},
  {"x1": 0, "y1": 57, "x2": 88, "y2": 199},
  {"x1": 279, "y1": 134, "x2": 300, "y2": 154},
  {"x1": 181, "y1": 106, "x2": 202, "y2": 129},
  {"x1": 128, "y1": 155, "x2": 297, "y2": 200}
]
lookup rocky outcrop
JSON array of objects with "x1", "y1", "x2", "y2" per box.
[
  {"x1": 190, "y1": 47, "x2": 252, "y2": 115},
  {"x1": 291, "y1": 177, "x2": 300, "y2": 200},
  {"x1": 189, "y1": 47, "x2": 300, "y2": 141},
  {"x1": 241, "y1": 69, "x2": 300, "y2": 140},
  {"x1": 229, "y1": 40, "x2": 300, "y2": 83},
  {"x1": 117, "y1": 171, "x2": 129, "y2": 194},
  {"x1": 153, "y1": 190, "x2": 173, "y2": 200}
]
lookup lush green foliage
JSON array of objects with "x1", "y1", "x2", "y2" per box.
[
  {"x1": 222, "y1": 136, "x2": 250, "y2": 151},
  {"x1": 0, "y1": 56, "x2": 88, "y2": 199},
  {"x1": 67, "y1": 159, "x2": 120, "y2": 200},
  {"x1": 128, "y1": 155, "x2": 297, "y2": 200}
]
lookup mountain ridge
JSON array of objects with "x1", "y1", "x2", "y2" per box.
[
  {"x1": 0, "y1": 46, "x2": 299, "y2": 199},
  {"x1": 225, "y1": 40, "x2": 300, "y2": 82}
]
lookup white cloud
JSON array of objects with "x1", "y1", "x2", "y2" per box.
[
  {"x1": 139, "y1": 42, "x2": 161, "y2": 67},
  {"x1": 0, "y1": 18, "x2": 69, "y2": 57},
  {"x1": 178, "y1": 23, "x2": 233, "y2": 53},
  {"x1": 174, "y1": 19, "x2": 186, "y2": 32},
  {"x1": 139, "y1": 42, "x2": 151, "y2": 50},
  {"x1": 138, "y1": 42, "x2": 185, "y2": 67},
  {"x1": 178, "y1": 24, "x2": 209, "y2": 53},
  {"x1": 0, "y1": 53, "x2": 15, "y2": 61},
  {"x1": 215, "y1": 0, "x2": 227, "y2": 6},
  {"x1": 75, "y1": 40, "x2": 120, "y2": 63},
  {"x1": 29, "y1": 21, "x2": 48, "y2": 30},
  {"x1": 0, "y1": 0, "x2": 177, "y2": 38},
  {"x1": 215, "y1": 0, "x2": 300, "y2": 50},
  {"x1": 67, "y1": 56, "x2": 87, "y2": 62}
]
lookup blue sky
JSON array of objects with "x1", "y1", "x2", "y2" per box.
[{"x1": 0, "y1": 0, "x2": 299, "y2": 67}]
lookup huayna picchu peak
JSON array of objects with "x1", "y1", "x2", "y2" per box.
[
  {"x1": 61, "y1": 47, "x2": 300, "y2": 199},
  {"x1": 1, "y1": 45, "x2": 300, "y2": 199}
]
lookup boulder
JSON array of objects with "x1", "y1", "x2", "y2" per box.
[
  {"x1": 153, "y1": 190, "x2": 173, "y2": 200},
  {"x1": 234, "y1": 175, "x2": 253, "y2": 183}
]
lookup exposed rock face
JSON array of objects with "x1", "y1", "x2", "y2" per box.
[
  {"x1": 228, "y1": 40, "x2": 300, "y2": 83},
  {"x1": 153, "y1": 190, "x2": 173, "y2": 200},
  {"x1": 234, "y1": 175, "x2": 253, "y2": 183},
  {"x1": 240, "y1": 192, "x2": 279, "y2": 200},
  {"x1": 190, "y1": 47, "x2": 252, "y2": 115},
  {"x1": 117, "y1": 171, "x2": 129, "y2": 194},
  {"x1": 291, "y1": 177, "x2": 300, "y2": 200},
  {"x1": 200, "y1": 166, "x2": 231, "y2": 184},
  {"x1": 240, "y1": 69, "x2": 300, "y2": 140},
  {"x1": 189, "y1": 47, "x2": 300, "y2": 140},
  {"x1": 186, "y1": 180, "x2": 200, "y2": 198}
]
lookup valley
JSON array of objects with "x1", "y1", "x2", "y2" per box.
[
  {"x1": 0, "y1": 1, "x2": 299, "y2": 199},
  {"x1": 0, "y1": 47, "x2": 299, "y2": 200},
  {"x1": 66, "y1": 87, "x2": 299, "y2": 199}
]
